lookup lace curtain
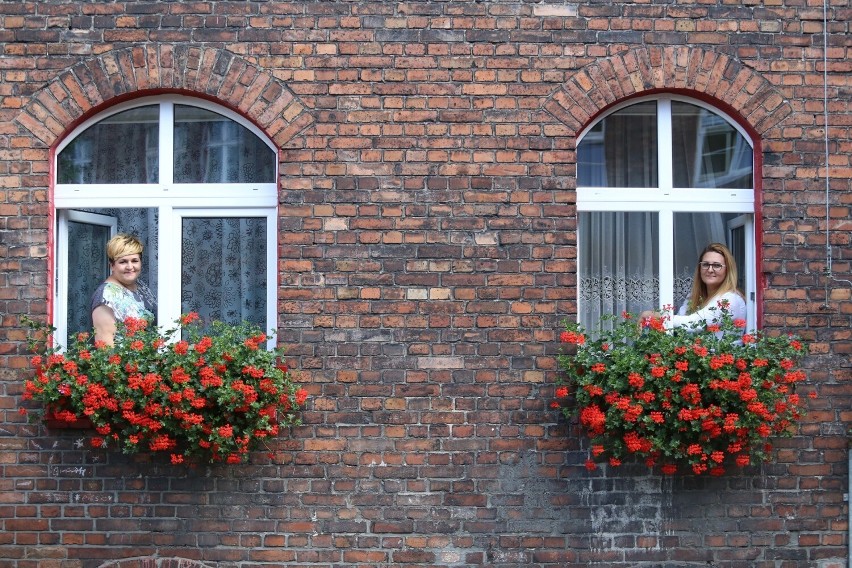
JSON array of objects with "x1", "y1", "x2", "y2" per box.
[
  {"x1": 580, "y1": 212, "x2": 659, "y2": 329},
  {"x1": 181, "y1": 217, "x2": 267, "y2": 327}
]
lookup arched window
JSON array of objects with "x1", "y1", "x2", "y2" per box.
[
  {"x1": 576, "y1": 96, "x2": 756, "y2": 329},
  {"x1": 54, "y1": 95, "x2": 278, "y2": 346}
]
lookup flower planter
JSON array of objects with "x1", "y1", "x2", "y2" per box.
[
  {"x1": 22, "y1": 313, "x2": 307, "y2": 463},
  {"x1": 554, "y1": 308, "x2": 811, "y2": 476}
]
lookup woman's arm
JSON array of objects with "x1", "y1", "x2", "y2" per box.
[
  {"x1": 665, "y1": 292, "x2": 746, "y2": 331},
  {"x1": 92, "y1": 305, "x2": 117, "y2": 346}
]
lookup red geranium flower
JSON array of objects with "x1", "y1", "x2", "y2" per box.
[
  {"x1": 555, "y1": 307, "x2": 809, "y2": 475},
  {"x1": 21, "y1": 314, "x2": 306, "y2": 465}
]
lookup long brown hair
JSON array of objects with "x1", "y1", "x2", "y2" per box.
[{"x1": 685, "y1": 242, "x2": 742, "y2": 314}]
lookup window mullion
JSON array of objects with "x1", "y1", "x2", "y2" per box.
[
  {"x1": 55, "y1": 211, "x2": 70, "y2": 347},
  {"x1": 157, "y1": 205, "x2": 176, "y2": 333},
  {"x1": 159, "y1": 102, "x2": 175, "y2": 186},
  {"x1": 658, "y1": 100, "x2": 675, "y2": 313},
  {"x1": 657, "y1": 98, "x2": 673, "y2": 191},
  {"x1": 658, "y1": 210, "x2": 674, "y2": 312},
  {"x1": 265, "y1": 208, "x2": 277, "y2": 348}
]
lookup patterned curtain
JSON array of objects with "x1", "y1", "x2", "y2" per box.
[{"x1": 180, "y1": 217, "x2": 267, "y2": 327}]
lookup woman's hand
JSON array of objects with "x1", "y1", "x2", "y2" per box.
[
  {"x1": 638, "y1": 310, "x2": 660, "y2": 321},
  {"x1": 92, "y1": 305, "x2": 117, "y2": 346}
]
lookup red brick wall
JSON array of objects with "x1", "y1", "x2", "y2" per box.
[{"x1": 1, "y1": 2, "x2": 849, "y2": 567}]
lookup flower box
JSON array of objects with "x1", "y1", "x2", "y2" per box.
[
  {"x1": 22, "y1": 314, "x2": 307, "y2": 464},
  {"x1": 554, "y1": 307, "x2": 811, "y2": 476}
]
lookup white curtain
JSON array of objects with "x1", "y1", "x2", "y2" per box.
[{"x1": 579, "y1": 212, "x2": 659, "y2": 330}]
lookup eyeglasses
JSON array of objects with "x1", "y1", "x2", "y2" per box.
[{"x1": 699, "y1": 262, "x2": 725, "y2": 272}]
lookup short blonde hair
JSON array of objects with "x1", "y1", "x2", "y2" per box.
[{"x1": 106, "y1": 234, "x2": 144, "y2": 262}]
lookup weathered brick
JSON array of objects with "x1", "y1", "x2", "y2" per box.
[{"x1": 0, "y1": 3, "x2": 849, "y2": 568}]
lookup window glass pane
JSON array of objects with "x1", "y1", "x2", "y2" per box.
[
  {"x1": 728, "y1": 225, "x2": 746, "y2": 294},
  {"x1": 173, "y1": 105, "x2": 276, "y2": 184},
  {"x1": 577, "y1": 101, "x2": 657, "y2": 188},
  {"x1": 57, "y1": 106, "x2": 159, "y2": 184},
  {"x1": 66, "y1": 220, "x2": 112, "y2": 336},
  {"x1": 579, "y1": 211, "x2": 659, "y2": 329},
  {"x1": 672, "y1": 102, "x2": 753, "y2": 189},
  {"x1": 181, "y1": 217, "x2": 267, "y2": 327}
]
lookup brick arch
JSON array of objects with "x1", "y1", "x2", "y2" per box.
[
  {"x1": 14, "y1": 44, "x2": 313, "y2": 148},
  {"x1": 97, "y1": 558, "x2": 213, "y2": 568},
  {"x1": 545, "y1": 46, "x2": 791, "y2": 138}
]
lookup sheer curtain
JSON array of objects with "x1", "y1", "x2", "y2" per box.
[
  {"x1": 578, "y1": 102, "x2": 659, "y2": 329},
  {"x1": 579, "y1": 212, "x2": 659, "y2": 329},
  {"x1": 603, "y1": 108, "x2": 657, "y2": 188},
  {"x1": 578, "y1": 101, "x2": 657, "y2": 188}
]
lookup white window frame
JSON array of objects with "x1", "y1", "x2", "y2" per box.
[
  {"x1": 53, "y1": 95, "x2": 279, "y2": 346},
  {"x1": 577, "y1": 95, "x2": 757, "y2": 328},
  {"x1": 162, "y1": 207, "x2": 278, "y2": 342}
]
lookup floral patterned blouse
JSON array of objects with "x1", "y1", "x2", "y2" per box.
[{"x1": 90, "y1": 281, "x2": 157, "y2": 324}]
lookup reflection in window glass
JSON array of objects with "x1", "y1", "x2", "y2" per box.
[
  {"x1": 579, "y1": 211, "x2": 659, "y2": 329},
  {"x1": 727, "y1": 224, "x2": 746, "y2": 295},
  {"x1": 57, "y1": 106, "x2": 159, "y2": 184},
  {"x1": 578, "y1": 101, "x2": 657, "y2": 188},
  {"x1": 672, "y1": 102, "x2": 753, "y2": 189},
  {"x1": 181, "y1": 217, "x2": 267, "y2": 327},
  {"x1": 173, "y1": 106, "x2": 276, "y2": 184}
]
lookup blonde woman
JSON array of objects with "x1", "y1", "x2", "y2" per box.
[
  {"x1": 641, "y1": 242, "x2": 746, "y2": 331},
  {"x1": 90, "y1": 234, "x2": 157, "y2": 345}
]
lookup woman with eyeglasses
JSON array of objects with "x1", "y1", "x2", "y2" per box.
[{"x1": 640, "y1": 242, "x2": 746, "y2": 331}]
